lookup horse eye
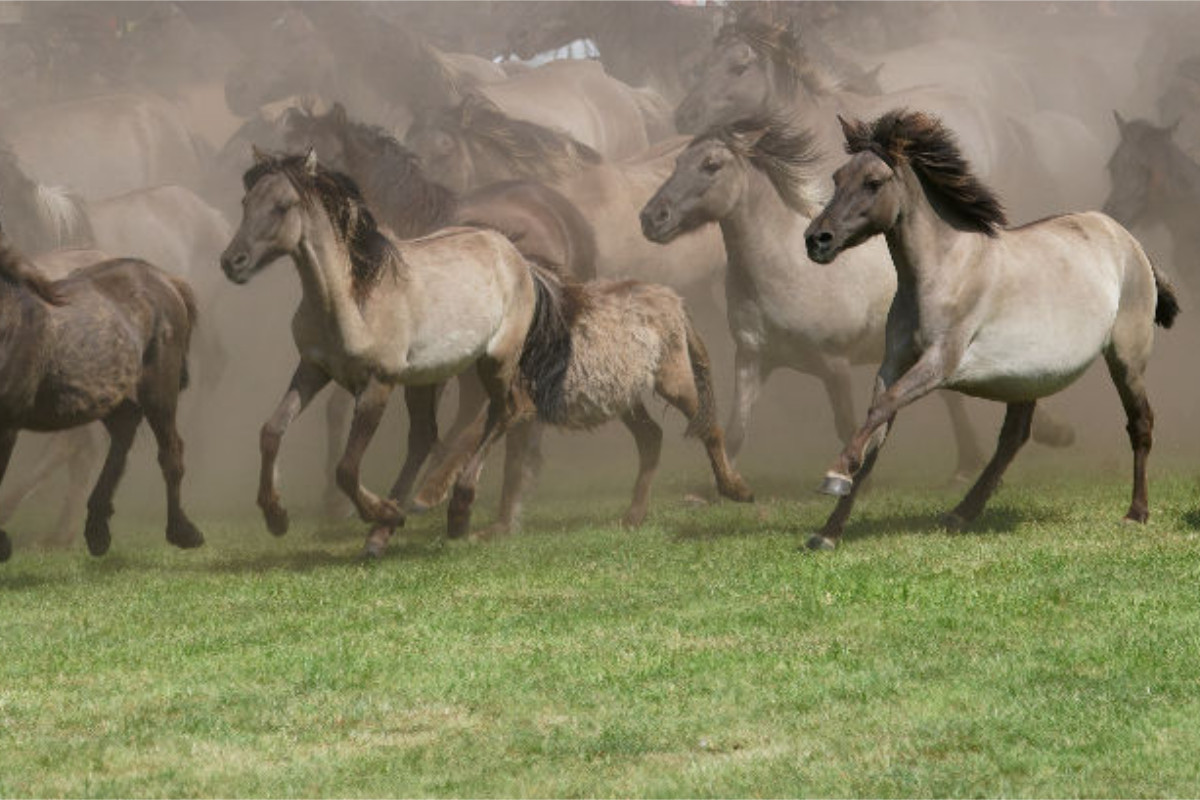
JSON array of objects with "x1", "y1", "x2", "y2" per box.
[
  {"x1": 702, "y1": 159, "x2": 723, "y2": 175},
  {"x1": 865, "y1": 178, "x2": 884, "y2": 191},
  {"x1": 274, "y1": 201, "x2": 291, "y2": 214},
  {"x1": 731, "y1": 63, "x2": 749, "y2": 77}
]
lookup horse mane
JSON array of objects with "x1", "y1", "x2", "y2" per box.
[
  {"x1": 702, "y1": 114, "x2": 826, "y2": 216},
  {"x1": 243, "y1": 152, "x2": 401, "y2": 303},
  {"x1": 842, "y1": 109, "x2": 1008, "y2": 236},
  {"x1": 286, "y1": 104, "x2": 459, "y2": 238},
  {"x1": 716, "y1": 12, "x2": 841, "y2": 99},
  {"x1": 419, "y1": 94, "x2": 603, "y2": 182},
  {"x1": 0, "y1": 143, "x2": 94, "y2": 253},
  {"x1": 0, "y1": 234, "x2": 66, "y2": 305}
]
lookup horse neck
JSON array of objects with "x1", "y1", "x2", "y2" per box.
[
  {"x1": 885, "y1": 166, "x2": 975, "y2": 289},
  {"x1": 719, "y1": 164, "x2": 811, "y2": 278},
  {"x1": 346, "y1": 148, "x2": 458, "y2": 238},
  {"x1": 290, "y1": 209, "x2": 371, "y2": 350}
]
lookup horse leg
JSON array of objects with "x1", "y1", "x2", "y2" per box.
[
  {"x1": 937, "y1": 391, "x2": 987, "y2": 481},
  {"x1": 1029, "y1": 403, "x2": 1077, "y2": 449},
  {"x1": 0, "y1": 433, "x2": 72, "y2": 528},
  {"x1": 821, "y1": 348, "x2": 949, "y2": 498},
  {"x1": 941, "y1": 401, "x2": 1036, "y2": 529},
  {"x1": 655, "y1": 335, "x2": 754, "y2": 504},
  {"x1": 446, "y1": 361, "x2": 523, "y2": 540},
  {"x1": 322, "y1": 390, "x2": 354, "y2": 518},
  {"x1": 1105, "y1": 346, "x2": 1155, "y2": 523},
  {"x1": 811, "y1": 354, "x2": 858, "y2": 445},
  {"x1": 410, "y1": 373, "x2": 487, "y2": 512},
  {"x1": 259, "y1": 361, "x2": 331, "y2": 536},
  {"x1": 84, "y1": 404, "x2": 142, "y2": 557},
  {"x1": 49, "y1": 427, "x2": 104, "y2": 548},
  {"x1": 477, "y1": 418, "x2": 539, "y2": 540},
  {"x1": 335, "y1": 377, "x2": 402, "y2": 526},
  {"x1": 364, "y1": 384, "x2": 440, "y2": 558},
  {"x1": 725, "y1": 346, "x2": 766, "y2": 461},
  {"x1": 620, "y1": 402, "x2": 663, "y2": 528},
  {"x1": 143, "y1": 388, "x2": 204, "y2": 551},
  {"x1": 0, "y1": 428, "x2": 18, "y2": 562}
]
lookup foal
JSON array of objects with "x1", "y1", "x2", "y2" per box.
[{"x1": 803, "y1": 110, "x2": 1178, "y2": 549}]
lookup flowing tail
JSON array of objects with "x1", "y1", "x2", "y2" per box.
[
  {"x1": 517, "y1": 263, "x2": 573, "y2": 424},
  {"x1": 1152, "y1": 263, "x2": 1180, "y2": 329}
]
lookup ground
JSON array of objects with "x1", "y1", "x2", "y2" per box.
[{"x1": 2, "y1": 459, "x2": 1199, "y2": 797}]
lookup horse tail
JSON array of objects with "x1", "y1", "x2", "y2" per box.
[
  {"x1": 167, "y1": 275, "x2": 199, "y2": 391},
  {"x1": 518, "y1": 262, "x2": 573, "y2": 425},
  {"x1": 1152, "y1": 262, "x2": 1180, "y2": 329},
  {"x1": 683, "y1": 311, "x2": 718, "y2": 439}
]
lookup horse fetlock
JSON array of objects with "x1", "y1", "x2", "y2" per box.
[
  {"x1": 84, "y1": 515, "x2": 111, "y2": 557},
  {"x1": 804, "y1": 534, "x2": 838, "y2": 551},
  {"x1": 446, "y1": 486, "x2": 476, "y2": 539},
  {"x1": 0, "y1": 529, "x2": 11, "y2": 562},
  {"x1": 363, "y1": 495, "x2": 405, "y2": 527},
  {"x1": 620, "y1": 507, "x2": 648, "y2": 529},
  {"x1": 259, "y1": 499, "x2": 290, "y2": 537},
  {"x1": 1123, "y1": 506, "x2": 1150, "y2": 524},
  {"x1": 818, "y1": 472, "x2": 854, "y2": 497},
  {"x1": 720, "y1": 475, "x2": 755, "y2": 503},
  {"x1": 361, "y1": 526, "x2": 392, "y2": 559},
  {"x1": 167, "y1": 516, "x2": 205, "y2": 550}
]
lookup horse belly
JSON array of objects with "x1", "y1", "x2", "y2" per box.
[{"x1": 947, "y1": 318, "x2": 1109, "y2": 402}]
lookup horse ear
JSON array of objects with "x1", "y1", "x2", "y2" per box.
[
  {"x1": 251, "y1": 143, "x2": 270, "y2": 165},
  {"x1": 1113, "y1": 110, "x2": 1128, "y2": 134},
  {"x1": 837, "y1": 114, "x2": 861, "y2": 144},
  {"x1": 331, "y1": 102, "x2": 347, "y2": 125},
  {"x1": 304, "y1": 147, "x2": 319, "y2": 176}
]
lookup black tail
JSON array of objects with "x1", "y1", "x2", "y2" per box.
[
  {"x1": 518, "y1": 264, "x2": 572, "y2": 424},
  {"x1": 1153, "y1": 263, "x2": 1180, "y2": 329}
]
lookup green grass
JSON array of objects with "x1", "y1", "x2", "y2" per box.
[{"x1": 3, "y1": 467, "x2": 1200, "y2": 797}]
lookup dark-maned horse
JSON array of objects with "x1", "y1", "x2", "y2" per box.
[
  {"x1": 281, "y1": 102, "x2": 599, "y2": 514},
  {"x1": 1104, "y1": 112, "x2": 1200, "y2": 294},
  {"x1": 802, "y1": 110, "x2": 1178, "y2": 550},
  {"x1": 0, "y1": 239, "x2": 202, "y2": 561}
]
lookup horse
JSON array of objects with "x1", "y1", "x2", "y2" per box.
[
  {"x1": 0, "y1": 93, "x2": 208, "y2": 200},
  {"x1": 422, "y1": 278, "x2": 755, "y2": 542},
  {"x1": 0, "y1": 238, "x2": 203, "y2": 562},
  {"x1": 1104, "y1": 113, "x2": 1200, "y2": 294},
  {"x1": 0, "y1": 147, "x2": 230, "y2": 547},
  {"x1": 219, "y1": 149, "x2": 559, "y2": 553},
  {"x1": 405, "y1": 98, "x2": 726, "y2": 293},
  {"x1": 641, "y1": 114, "x2": 1004, "y2": 476},
  {"x1": 673, "y1": 14, "x2": 1073, "y2": 219},
  {"x1": 801, "y1": 110, "x2": 1178, "y2": 550},
  {"x1": 281, "y1": 101, "x2": 598, "y2": 515}
]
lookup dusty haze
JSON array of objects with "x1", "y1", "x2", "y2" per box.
[{"x1": 1, "y1": 1, "x2": 1197, "y2": 540}]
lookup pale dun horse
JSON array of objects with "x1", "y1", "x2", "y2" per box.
[
  {"x1": 802, "y1": 110, "x2": 1179, "y2": 550},
  {"x1": 219, "y1": 149, "x2": 559, "y2": 556}
]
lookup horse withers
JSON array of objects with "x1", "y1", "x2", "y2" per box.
[{"x1": 802, "y1": 110, "x2": 1178, "y2": 550}]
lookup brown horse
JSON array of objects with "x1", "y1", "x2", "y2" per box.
[{"x1": 0, "y1": 239, "x2": 202, "y2": 561}]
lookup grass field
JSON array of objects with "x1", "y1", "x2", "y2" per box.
[{"x1": 3, "y1": 463, "x2": 1200, "y2": 797}]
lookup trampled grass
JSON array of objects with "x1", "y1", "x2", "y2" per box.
[{"x1": 3, "y1": 466, "x2": 1200, "y2": 797}]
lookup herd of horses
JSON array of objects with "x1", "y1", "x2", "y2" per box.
[{"x1": 0, "y1": 4, "x2": 1193, "y2": 563}]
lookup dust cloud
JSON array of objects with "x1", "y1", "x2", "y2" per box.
[{"x1": 1, "y1": 1, "x2": 1197, "y2": 545}]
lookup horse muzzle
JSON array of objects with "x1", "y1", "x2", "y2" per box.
[
  {"x1": 639, "y1": 202, "x2": 681, "y2": 245},
  {"x1": 805, "y1": 230, "x2": 839, "y2": 264},
  {"x1": 220, "y1": 251, "x2": 255, "y2": 284}
]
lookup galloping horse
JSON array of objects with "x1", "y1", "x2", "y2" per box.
[
  {"x1": 219, "y1": 150, "x2": 558, "y2": 554},
  {"x1": 802, "y1": 110, "x2": 1178, "y2": 549},
  {"x1": 1104, "y1": 113, "x2": 1200, "y2": 294},
  {"x1": 641, "y1": 115, "x2": 998, "y2": 476},
  {"x1": 0, "y1": 239, "x2": 202, "y2": 561}
]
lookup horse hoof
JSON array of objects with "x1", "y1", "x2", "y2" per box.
[
  {"x1": 1123, "y1": 510, "x2": 1149, "y2": 525},
  {"x1": 0, "y1": 530, "x2": 11, "y2": 562},
  {"x1": 720, "y1": 480, "x2": 755, "y2": 504},
  {"x1": 85, "y1": 519, "x2": 111, "y2": 557},
  {"x1": 376, "y1": 499, "x2": 405, "y2": 528},
  {"x1": 818, "y1": 473, "x2": 853, "y2": 497},
  {"x1": 619, "y1": 512, "x2": 646, "y2": 529},
  {"x1": 167, "y1": 520, "x2": 205, "y2": 550},
  {"x1": 939, "y1": 511, "x2": 968, "y2": 531},
  {"x1": 263, "y1": 505, "x2": 289, "y2": 537},
  {"x1": 805, "y1": 534, "x2": 837, "y2": 551}
]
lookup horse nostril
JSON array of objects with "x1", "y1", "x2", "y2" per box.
[
  {"x1": 817, "y1": 231, "x2": 833, "y2": 245},
  {"x1": 655, "y1": 207, "x2": 671, "y2": 224}
]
